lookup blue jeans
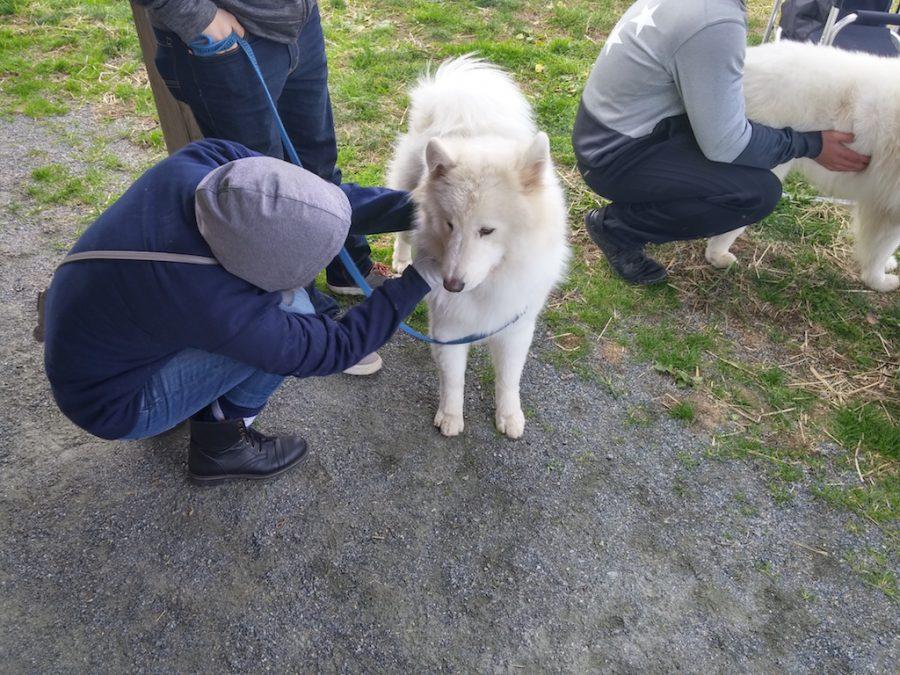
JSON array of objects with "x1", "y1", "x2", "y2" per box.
[
  {"x1": 123, "y1": 288, "x2": 315, "y2": 440},
  {"x1": 151, "y1": 5, "x2": 413, "y2": 312}
]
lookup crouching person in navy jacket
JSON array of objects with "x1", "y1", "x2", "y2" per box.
[{"x1": 43, "y1": 140, "x2": 438, "y2": 485}]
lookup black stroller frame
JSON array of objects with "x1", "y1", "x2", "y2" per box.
[{"x1": 763, "y1": 0, "x2": 900, "y2": 51}]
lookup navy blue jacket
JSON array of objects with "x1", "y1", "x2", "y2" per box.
[{"x1": 44, "y1": 140, "x2": 429, "y2": 440}]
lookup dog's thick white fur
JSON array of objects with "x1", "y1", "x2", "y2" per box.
[
  {"x1": 387, "y1": 56, "x2": 570, "y2": 438},
  {"x1": 706, "y1": 41, "x2": 900, "y2": 292}
]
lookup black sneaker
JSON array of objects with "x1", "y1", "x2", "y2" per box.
[
  {"x1": 584, "y1": 208, "x2": 668, "y2": 285},
  {"x1": 188, "y1": 419, "x2": 309, "y2": 485},
  {"x1": 327, "y1": 261, "x2": 395, "y2": 296}
]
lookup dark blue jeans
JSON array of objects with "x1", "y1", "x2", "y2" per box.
[
  {"x1": 152, "y1": 4, "x2": 413, "y2": 313},
  {"x1": 576, "y1": 114, "x2": 782, "y2": 247},
  {"x1": 122, "y1": 288, "x2": 315, "y2": 439}
]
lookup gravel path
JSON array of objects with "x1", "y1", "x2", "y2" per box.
[{"x1": 1, "y1": 111, "x2": 896, "y2": 672}]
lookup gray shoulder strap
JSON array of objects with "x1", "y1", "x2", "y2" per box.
[
  {"x1": 35, "y1": 250, "x2": 221, "y2": 344},
  {"x1": 58, "y1": 250, "x2": 219, "y2": 267}
]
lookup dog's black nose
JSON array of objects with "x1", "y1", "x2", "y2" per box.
[{"x1": 443, "y1": 278, "x2": 465, "y2": 293}]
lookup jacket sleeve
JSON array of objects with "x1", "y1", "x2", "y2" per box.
[
  {"x1": 134, "y1": 0, "x2": 219, "y2": 44},
  {"x1": 174, "y1": 138, "x2": 261, "y2": 168},
  {"x1": 733, "y1": 123, "x2": 822, "y2": 169},
  {"x1": 672, "y1": 21, "x2": 822, "y2": 169},
  {"x1": 208, "y1": 266, "x2": 431, "y2": 377}
]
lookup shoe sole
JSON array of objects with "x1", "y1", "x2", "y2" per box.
[
  {"x1": 326, "y1": 283, "x2": 366, "y2": 297},
  {"x1": 342, "y1": 355, "x2": 384, "y2": 376},
  {"x1": 630, "y1": 270, "x2": 669, "y2": 285},
  {"x1": 188, "y1": 446, "x2": 310, "y2": 487}
]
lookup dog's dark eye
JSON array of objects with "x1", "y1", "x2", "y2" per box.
[
  {"x1": 447, "y1": 221, "x2": 454, "y2": 231},
  {"x1": 479, "y1": 227, "x2": 495, "y2": 236}
]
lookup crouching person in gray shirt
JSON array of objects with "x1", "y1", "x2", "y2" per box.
[{"x1": 572, "y1": 0, "x2": 870, "y2": 285}]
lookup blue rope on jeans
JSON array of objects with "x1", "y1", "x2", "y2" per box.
[{"x1": 189, "y1": 33, "x2": 522, "y2": 345}]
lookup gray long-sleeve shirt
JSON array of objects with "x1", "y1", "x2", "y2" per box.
[
  {"x1": 574, "y1": 0, "x2": 822, "y2": 170},
  {"x1": 136, "y1": 0, "x2": 314, "y2": 45}
]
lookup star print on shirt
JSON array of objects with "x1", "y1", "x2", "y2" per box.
[
  {"x1": 603, "y1": 2, "x2": 661, "y2": 55},
  {"x1": 603, "y1": 21, "x2": 625, "y2": 55},
  {"x1": 629, "y1": 3, "x2": 659, "y2": 37}
]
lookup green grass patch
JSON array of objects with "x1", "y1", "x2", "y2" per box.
[
  {"x1": 844, "y1": 548, "x2": 897, "y2": 600},
  {"x1": 634, "y1": 326, "x2": 716, "y2": 387},
  {"x1": 0, "y1": 1, "x2": 152, "y2": 118},
  {"x1": 669, "y1": 401, "x2": 696, "y2": 423},
  {"x1": 832, "y1": 404, "x2": 900, "y2": 459}
]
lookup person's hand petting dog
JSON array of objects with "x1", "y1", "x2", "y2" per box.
[
  {"x1": 815, "y1": 131, "x2": 871, "y2": 172},
  {"x1": 201, "y1": 8, "x2": 245, "y2": 50}
]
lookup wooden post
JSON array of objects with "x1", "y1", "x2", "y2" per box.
[{"x1": 130, "y1": 1, "x2": 203, "y2": 154}]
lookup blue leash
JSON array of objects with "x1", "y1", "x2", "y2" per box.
[{"x1": 190, "y1": 34, "x2": 523, "y2": 345}]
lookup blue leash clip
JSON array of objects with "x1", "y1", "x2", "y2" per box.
[{"x1": 190, "y1": 33, "x2": 523, "y2": 345}]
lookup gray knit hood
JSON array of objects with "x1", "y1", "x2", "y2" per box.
[{"x1": 195, "y1": 157, "x2": 351, "y2": 292}]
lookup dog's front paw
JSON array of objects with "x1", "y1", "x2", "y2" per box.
[
  {"x1": 863, "y1": 272, "x2": 900, "y2": 292},
  {"x1": 392, "y1": 255, "x2": 411, "y2": 274},
  {"x1": 705, "y1": 249, "x2": 738, "y2": 269},
  {"x1": 885, "y1": 256, "x2": 898, "y2": 273},
  {"x1": 434, "y1": 409, "x2": 464, "y2": 437},
  {"x1": 496, "y1": 408, "x2": 525, "y2": 439}
]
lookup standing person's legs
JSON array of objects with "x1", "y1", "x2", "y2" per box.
[
  {"x1": 578, "y1": 116, "x2": 782, "y2": 283},
  {"x1": 152, "y1": 29, "x2": 292, "y2": 157},
  {"x1": 276, "y1": 5, "x2": 373, "y2": 292},
  {"x1": 151, "y1": 29, "x2": 343, "y2": 316},
  {"x1": 277, "y1": 5, "x2": 415, "y2": 293}
]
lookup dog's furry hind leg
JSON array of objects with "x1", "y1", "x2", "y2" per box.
[
  {"x1": 432, "y1": 342, "x2": 470, "y2": 436},
  {"x1": 705, "y1": 162, "x2": 790, "y2": 269},
  {"x1": 392, "y1": 231, "x2": 414, "y2": 273},
  {"x1": 705, "y1": 227, "x2": 747, "y2": 269},
  {"x1": 854, "y1": 204, "x2": 900, "y2": 292},
  {"x1": 488, "y1": 320, "x2": 535, "y2": 440}
]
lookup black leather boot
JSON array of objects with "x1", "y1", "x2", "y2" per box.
[
  {"x1": 584, "y1": 208, "x2": 668, "y2": 285},
  {"x1": 188, "y1": 419, "x2": 309, "y2": 485}
]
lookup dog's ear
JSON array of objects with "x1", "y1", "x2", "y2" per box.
[
  {"x1": 425, "y1": 138, "x2": 455, "y2": 178},
  {"x1": 519, "y1": 132, "x2": 550, "y2": 190}
]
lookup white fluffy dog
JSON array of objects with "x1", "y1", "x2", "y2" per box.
[
  {"x1": 706, "y1": 41, "x2": 900, "y2": 291},
  {"x1": 388, "y1": 56, "x2": 570, "y2": 438}
]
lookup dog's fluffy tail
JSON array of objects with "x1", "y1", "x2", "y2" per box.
[{"x1": 407, "y1": 54, "x2": 536, "y2": 139}]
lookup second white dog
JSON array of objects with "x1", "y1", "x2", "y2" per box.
[
  {"x1": 706, "y1": 41, "x2": 900, "y2": 292},
  {"x1": 387, "y1": 56, "x2": 570, "y2": 438}
]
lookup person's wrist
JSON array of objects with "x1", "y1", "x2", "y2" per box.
[
  {"x1": 401, "y1": 265, "x2": 433, "y2": 295},
  {"x1": 189, "y1": 2, "x2": 220, "y2": 42},
  {"x1": 410, "y1": 257, "x2": 442, "y2": 291},
  {"x1": 807, "y1": 131, "x2": 824, "y2": 159}
]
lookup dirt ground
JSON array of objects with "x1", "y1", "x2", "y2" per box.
[{"x1": 1, "y1": 111, "x2": 897, "y2": 672}]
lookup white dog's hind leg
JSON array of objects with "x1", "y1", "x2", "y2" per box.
[
  {"x1": 706, "y1": 162, "x2": 788, "y2": 268},
  {"x1": 432, "y1": 342, "x2": 470, "y2": 436},
  {"x1": 705, "y1": 227, "x2": 747, "y2": 269},
  {"x1": 392, "y1": 231, "x2": 413, "y2": 273},
  {"x1": 488, "y1": 321, "x2": 535, "y2": 440},
  {"x1": 854, "y1": 205, "x2": 900, "y2": 292}
]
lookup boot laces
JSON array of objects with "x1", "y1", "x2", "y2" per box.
[{"x1": 241, "y1": 425, "x2": 275, "y2": 453}]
